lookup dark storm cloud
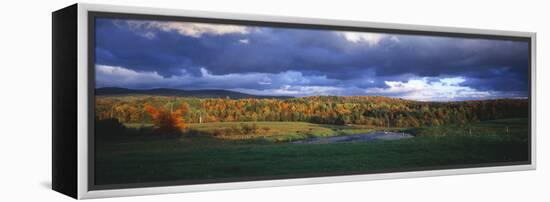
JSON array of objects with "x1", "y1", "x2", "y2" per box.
[
  {"x1": 365, "y1": 36, "x2": 530, "y2": 91},
  {"x1": 94, "y1": 18, "x2": 530, "y2": 100}
]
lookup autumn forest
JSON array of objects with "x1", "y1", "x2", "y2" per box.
[
  {"x1": 96, "y1": 95, "x2": 528, "y2": 134},
  {"x1": 93, "y1": 17, "x2": 531, "y2": 187}
]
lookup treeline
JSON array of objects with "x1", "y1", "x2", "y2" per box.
[{"x1": 95, "y1": 95, "x2": 528, "y2": 128}]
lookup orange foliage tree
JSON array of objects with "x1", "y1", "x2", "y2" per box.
[{"x1": 144, "y1": 103, "x2": 188, "y2": 133}]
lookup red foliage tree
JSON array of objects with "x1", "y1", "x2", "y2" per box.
[{"x1": 144, "y1": 103, "x2": 186, "y2": 133}]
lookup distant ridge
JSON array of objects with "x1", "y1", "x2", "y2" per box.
[{"x1": 95, "y1": 87, "x2": 293, "y2": 99}]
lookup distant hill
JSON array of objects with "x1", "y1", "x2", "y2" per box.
[{"x1": 95, "y1": 87, "x2": 293, "y2": 99}]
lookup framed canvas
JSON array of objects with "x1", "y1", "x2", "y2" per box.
[{"x1": 52, "y1": 3, "x2": 536, "y2": 199}]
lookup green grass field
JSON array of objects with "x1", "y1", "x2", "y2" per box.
[
  {"x1": 95, "y1": 118, "x2": 529, "y2": 185},
  {"x1": 125, "y1": 121, "x2": 378, "y2": 142},
  {"x1": 188, "y1": 122, "x2": 379, "y2": 142}
]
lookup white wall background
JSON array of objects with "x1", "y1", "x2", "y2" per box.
[{"x1": 0, "y1": 0, "x2": 547, "y2": 201}]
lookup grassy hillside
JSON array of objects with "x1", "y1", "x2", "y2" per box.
[
  {"x1": 124, "y1": 121, "x2": 383, "y2": 142},
  {"x1": 95, "y1": 118, "x2": 529, "y2": 185}
]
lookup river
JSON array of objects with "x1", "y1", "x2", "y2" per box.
[{"x1": 291, "y1": 131, "x2": 414, "y2": 144}]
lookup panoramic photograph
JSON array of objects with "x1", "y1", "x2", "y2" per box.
[{"x1": 93, "y1": 17, "x2": 530, "y2": 186}]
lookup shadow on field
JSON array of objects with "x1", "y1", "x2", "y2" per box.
[{"x1": 95, "y1": 118, "x2": 182, "y2": 142}]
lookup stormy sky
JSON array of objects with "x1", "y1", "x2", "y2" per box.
[{"x1": 94, "y1": 17, "x2": 530, "y2": 101}]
